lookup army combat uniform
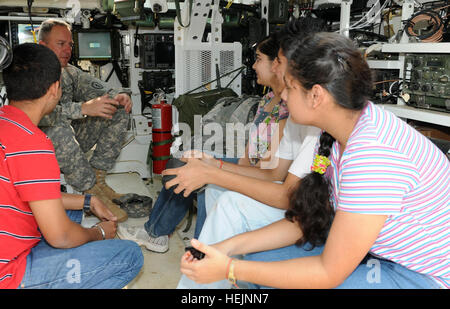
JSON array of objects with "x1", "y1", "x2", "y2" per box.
[{"x1": 39, "y1": 64, "x2": 129, "y2": 193}]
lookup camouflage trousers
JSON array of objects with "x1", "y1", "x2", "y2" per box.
[{"x1": 41, "y1": 109, "x2": 129, "y2": 192}]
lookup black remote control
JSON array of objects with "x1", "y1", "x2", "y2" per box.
[{"x1": 185, "y1": 246, "x2": 205, "y2": 260}]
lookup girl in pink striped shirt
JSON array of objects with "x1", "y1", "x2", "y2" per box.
[{"x1": 179, "y1": 32, "x2": 449, "y2": 289}]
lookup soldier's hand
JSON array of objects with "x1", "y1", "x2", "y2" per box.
[
  {"x1": 114, "y1": 93, "x2": 133, "y2": 113},
  {"x1": 81, "y1": 94, "x2": 120, "y2": 119}
]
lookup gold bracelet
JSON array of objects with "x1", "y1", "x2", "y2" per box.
[{"x1": 227, "y1": 258, "x2": 238, "y2": 288}]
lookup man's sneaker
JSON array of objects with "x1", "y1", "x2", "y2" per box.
[{"x1": 117, "y1": 224, "x2": 169, "y2": 253}]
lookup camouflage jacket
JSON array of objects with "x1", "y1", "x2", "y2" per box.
[{"x1": 39, "y1": 64, "x2": 121, "y2": 127}]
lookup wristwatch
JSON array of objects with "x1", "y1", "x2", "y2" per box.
[{"x1": 83, "y1": 194, "x2": 92, "y2": 213}]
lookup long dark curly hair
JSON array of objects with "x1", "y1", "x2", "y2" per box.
[
  {"x1": 285, "y1": 132, "x2": 336, "y2": 249},
  {"x1": 284, "y1": 32, "x2": 373, "y2": 249}
]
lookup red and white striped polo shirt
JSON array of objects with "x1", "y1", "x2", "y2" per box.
[{"x1": 0, "y1": 105, "x2": 61, "y2": 289}]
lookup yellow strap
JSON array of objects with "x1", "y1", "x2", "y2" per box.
[
  {"x1": 31, "y1": 30, "x2": 37, "y2": 43},
  {"x1": 226, "y1": 1, "x2": 233, "y2": 9}
]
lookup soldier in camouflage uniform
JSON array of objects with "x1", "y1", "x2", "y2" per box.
[{"x1": 38, "y1": 19, "x2": 131, "y2": 222}]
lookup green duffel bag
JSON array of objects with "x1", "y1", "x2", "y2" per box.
[{"x1": 172, "y1": 88, "x2": 238, "y2": 135}]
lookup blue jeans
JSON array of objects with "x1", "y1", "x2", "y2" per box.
[
  {"x1": 145, "y1": 157, "x2": 239, "y2": 240},
  {"x1": 19, "y1": 210, "x2": 143, "y2": 289},
  {"x1": 241, "y1": 244, "x2": 441, "y2": 289},
  {"x1": 178, "y1": 185, "x2": 286, "y2": 289},
  {"x1": 144, "y1": 185, "x2": 196, "y2": 238},
  {"x1": 177, "y1": 186, "x2": 441, "y2": 289}
]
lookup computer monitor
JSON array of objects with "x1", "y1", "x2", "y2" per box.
[
  {"x1": 73, "y1": 30, "x2": 113, "y2": 61},
  {"x1": 139, "y1": 33, "x2": 175, "y2": 69},
  {"x1": 155, "y1": 40, "x2": 175, "y2": 68},
  {"x1": 9, "y1": 22, "x2": 40, "y2": 47}
]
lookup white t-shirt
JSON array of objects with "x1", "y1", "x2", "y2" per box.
[{"x1": 276, "y1": 117, "x2": 321, "y2": 178}]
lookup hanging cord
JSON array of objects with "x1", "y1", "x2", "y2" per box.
[
  {"x1": 174, "y1": 0, "x2": 193, "y2": 28},
  {"x1": 133, "y1": 25, "x2": 139, "y2": 58},
  {"x1": 27, "y1": 0, "x2": 37, "y2": 43},
  {"x1": 347, "y1": 0, "x2": 392, "y2": 31},
  {"x1": 183, "y1": 65, "x2": 245, "y2": 96}
]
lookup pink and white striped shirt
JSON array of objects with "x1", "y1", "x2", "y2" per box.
[{"x1": 328, "y1": 102, "x2": 449, "y2": 288}]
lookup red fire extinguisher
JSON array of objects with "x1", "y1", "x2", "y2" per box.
[{"x1": 151, "y1": 100, "x2": 173, "y2": 174}]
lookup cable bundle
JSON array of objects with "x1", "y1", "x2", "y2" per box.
[
  {"x1": 348, "y1": 0, "x2": 392, "y2": 31},
  {"x1": 0, "y1": 36, "x2": 12, "y2": 70},
  {"x1": 405, "y1": 9, "x2": 445, "y2": 42}
]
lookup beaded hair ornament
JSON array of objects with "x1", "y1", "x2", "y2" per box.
[{"x1": 311, "y1": 155, "x2": 331, "y2": 175}]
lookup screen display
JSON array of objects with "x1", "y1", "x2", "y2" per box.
[
  {"x1": 77, "y1": 32, "x2": 112, "y2": 59},
  {"x1": 427, "y1": 60, "x2": 443, "y2": 67},
  {"x1": 17, "y1": 24, "x2": 40, "y2": 44},
  {"x1": 155, "y1": 42, "x2": 175, "y2": 68}
]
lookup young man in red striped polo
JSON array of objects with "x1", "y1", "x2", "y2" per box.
[{"x1": 0, "y1": 43, "x2": 142, "y2": 289}]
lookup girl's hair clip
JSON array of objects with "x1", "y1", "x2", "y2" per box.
[
  {"x1": 336, "y1": 54, "x2": 350, "y2": 72},
  {"x1": 311, "y1": 154, "x2": 331, "y2": 175}
]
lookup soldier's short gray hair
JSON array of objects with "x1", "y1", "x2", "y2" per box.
[{"x1": 38, "y1": 19, "x2": 71, "y2": 42}]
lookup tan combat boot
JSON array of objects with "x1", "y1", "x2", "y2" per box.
[
  {"x1": 94, "y1": 168, "x2": 124, "y2": 200},
  {"x1": 85, "y1": 184, "x2": 128, "y2": 222}
]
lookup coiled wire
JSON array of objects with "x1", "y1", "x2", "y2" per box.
[
  {"x1": 0, "y1": 36, "x2": 13, "y2": 71},
  {"x1": 404, "y1": 6, "x2": 448, "y2": 42}
]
